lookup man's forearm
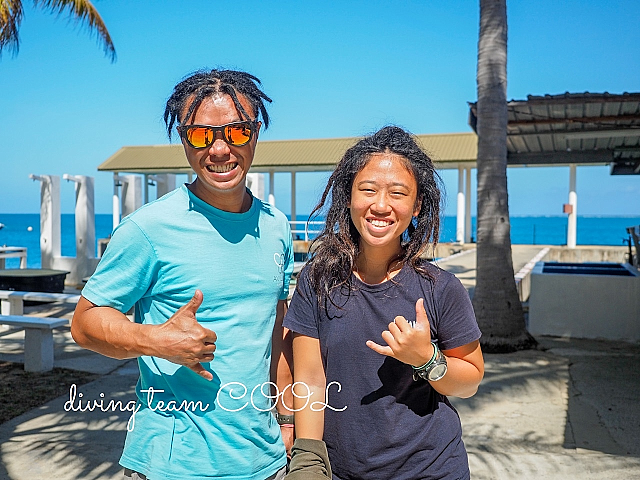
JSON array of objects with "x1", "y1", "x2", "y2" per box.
[
  {"x1": 72, "y1": 290, "x2": 218, "y2": 381},
  {"x1": 71, "y1": 296, "x2": 150, "y2": 359},
  {"x1": 271, "y1": 300, "x2": 294, "y2": 415},
  {"x1": 275, "y1": 332, "x2": 294, "y2": 416}
]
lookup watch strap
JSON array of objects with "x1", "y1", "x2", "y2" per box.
[
  {"x1": 412, "y1": 341, "x2": 438, "y2": 381},
  {"x1": 274, "y1": 412, "x2": 295, "y2": 425}
]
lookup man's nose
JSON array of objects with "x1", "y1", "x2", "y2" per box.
[{"x1": 208, "y1": 135, "x2": 230, "y2": 156}]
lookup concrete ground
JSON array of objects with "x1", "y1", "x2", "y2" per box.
[
  {"x1": 1, "y1": 246, "x2": 639, "y2": 479},
  {"x1": 453, "y1": 336, "x2": 640, "y2": 479},
  {"x1": 434, "y1": 244, "x2": 548, "y2": 298}
]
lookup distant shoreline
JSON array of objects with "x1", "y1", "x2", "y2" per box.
[{"x1": 0, "y1": 213, "x2": 638, "y2": 269}]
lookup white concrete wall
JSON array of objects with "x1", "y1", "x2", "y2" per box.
[
  {"x1": 529, "y1": 262, "x2": 640, "y2": 341},
  {"x1": 34, "y1": 174, "x2": 61, "y2": 269},
  {"x1": 120, "y1": 175, "x2": 143, "y2": 218},
  {"x1": 246, "y1": 173, "x2": 265, "y2": 201},
  {"x1": 155, "y1": 174, "x2": 177, "y2": 198}
]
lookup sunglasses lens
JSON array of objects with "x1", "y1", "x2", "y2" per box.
[
  {"x1": 181, "y1": 123, "x2": 253, "y2": 148},
  {"x1": 225, "y1": 124, "x2": 252, "y2": 146},
  {"x1": 186, "y1": 127, "x2": 213, "y2": 148}
]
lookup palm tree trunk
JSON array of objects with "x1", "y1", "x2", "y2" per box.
[{"x1": 473, "y1": 0, "x2": 535, "y2": 352}]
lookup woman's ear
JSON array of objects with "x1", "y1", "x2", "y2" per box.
[{"x1": 413, "y1": 197, "x2": 422, "y2": 217}]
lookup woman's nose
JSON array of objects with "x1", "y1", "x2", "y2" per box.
[{"x1": 372, "y1": 194, "x2": 391, "y2": 212}]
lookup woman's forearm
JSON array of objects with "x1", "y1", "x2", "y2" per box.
[
  {"x1": 293, "y1": 378, "x2": 326, "y2": 440},
  {"x1": 292, "y1": 334, "x2": 327, "y2": 440},
  {"x1": 429, "y1": 341, "x2": 484, "y2": 398}
]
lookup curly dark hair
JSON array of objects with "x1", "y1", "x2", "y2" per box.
[
  {"x1": 306, "y1": 125, "x2": 443, "y2": 307},
  {"x1": 163, "y1": 69, "x2": 272, "y2": 138}
]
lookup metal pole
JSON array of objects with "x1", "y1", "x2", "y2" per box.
[
  {"x1": 456, "y1": 165, "x2": 465, "y2": 244},
  {"x1": 567, "y1": 164, "x2": 577, "y2": 248},
  {"x1": 465, "y1": 167, "x2": 472, "y2": 243},
  {"x1": 291, "y1": 171, "x2": 297, "y2": 236},
  {"x1": 268, "y1": 170, "x2": 276, "y2": 206},
  {"x1": 113, "y1": 173, "x2": 121, "y2": 230}
]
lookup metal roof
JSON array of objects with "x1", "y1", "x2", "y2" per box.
[
  {"x1": 469, "y1": 92, "x2": 640, "y2": 174},
  {"x1": 97, "y1": 132, "x2": 478, "y2": 174}
]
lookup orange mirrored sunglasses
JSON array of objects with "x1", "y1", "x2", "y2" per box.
[{"x1": 177, "y1": 121, "x2": 256, "y2": 149}]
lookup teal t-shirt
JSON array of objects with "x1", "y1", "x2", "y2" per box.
[{"x1": 82, "y1": 185, "x2": 294, "y2": 480}]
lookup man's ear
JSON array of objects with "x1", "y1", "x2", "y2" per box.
[{"x1": 254, "y1": 121, "x2": 262, "y2": 142}]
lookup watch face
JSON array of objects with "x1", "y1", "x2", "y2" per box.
[{"x1": 428, "y1": 363, "x2": 448, "y2": 381}]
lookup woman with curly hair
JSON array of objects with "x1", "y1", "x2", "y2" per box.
[{"x1": 284, "y1": 126, "x2": 484, "y2": 480}]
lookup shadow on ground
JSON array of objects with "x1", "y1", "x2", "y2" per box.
[
  {"x1": 451, "y1": 336, "x2": 640, "y2": 479},
  {"x1": 0, "y1": 370, "x2": 136, "y2": 480}
]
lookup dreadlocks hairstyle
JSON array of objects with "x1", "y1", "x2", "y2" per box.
[
  {"x1": 306, "y1": 125, "x2": 444, "y2": 309},
  {"x1": 163, "y1": 69, "x2": 272, "y2": 138}
]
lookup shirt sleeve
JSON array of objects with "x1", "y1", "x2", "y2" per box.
[
  {"x1": 432, "y1": 272, "x2": 481, "y2": 351},
  {"x1": 283, "y1": 268, "x2": 320, "y2": 339},
  {"x1": 81, "y1": 217, "x2": 159, "y2": 314}
]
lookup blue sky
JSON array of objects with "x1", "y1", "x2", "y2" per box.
[{"x1": 0, "y1": 0, "x2": 638, "y2": 217}]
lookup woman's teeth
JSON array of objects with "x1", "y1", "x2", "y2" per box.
[{"x1": 369, "y1": 219, "x2": 392, "y2": 227}]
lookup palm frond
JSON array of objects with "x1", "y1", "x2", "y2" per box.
[
  {"x1": 34, "y1": 0, "x2": 116, "y2": 62},
  {"x1": 0, "y1": 0, "x2": 24, "y2": 57}
]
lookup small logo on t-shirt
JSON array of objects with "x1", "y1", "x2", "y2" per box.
[
  {"x1": 273, "y1": 253, "x2": 285, "y2": 283},
  {"x1": 273, "y1": 253, "x2": 285, "y2": 273}
]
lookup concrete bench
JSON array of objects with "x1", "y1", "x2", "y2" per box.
[
  {"x1": 0, "y1": 314, "x2": 69, "y2": 371},
  {"x1": 0, "y1": 290, "x2": 80, "y2": 315}
]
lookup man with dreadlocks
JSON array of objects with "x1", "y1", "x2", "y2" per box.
[{"x1": 72, "y1": 69, "x2": 294, "y2": 480}]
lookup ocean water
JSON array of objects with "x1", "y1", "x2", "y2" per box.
[{"x1": 0, "y1": 213, "x2": 638, "y2": 269}]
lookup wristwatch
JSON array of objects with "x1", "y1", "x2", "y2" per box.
[
  {"x1": 274, "y1": 412, "x2": 294, "y2": 425},
  {"x1": 412, "y1": 341, "x2": 448, "y2": 382}
]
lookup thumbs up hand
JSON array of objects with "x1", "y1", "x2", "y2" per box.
[
  {"x1": 152, "y1": 290, "x2": 217, "y2": 380},
  {"x1": 366, "y1": 298, "x2": 434, "y2": 368}
]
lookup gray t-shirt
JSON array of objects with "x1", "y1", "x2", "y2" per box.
[{"x1": 284, "y1": 261, "x2": 481, "y2": 480}]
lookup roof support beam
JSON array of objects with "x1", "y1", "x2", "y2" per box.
[
  {"x1": 508, "y1": 93, "x2": 640, "y2": 106},
  {"x1": 563, "y1": 129, "x2": 640, "y2": 140},
  {"x1": 507, "y1": 150, "x2": 612, "y2": 165},
  {"x1": 508, "y1": 114, "x2": 640, "y2": 126}
]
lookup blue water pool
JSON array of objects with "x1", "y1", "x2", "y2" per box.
[{"x1": 542, "y1": 262, "x2": 637, "y2": 276}]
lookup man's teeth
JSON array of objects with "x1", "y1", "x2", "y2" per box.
[
  {"x1": 206, "y1": 163, "x2": 237, "y2": 173},
  {"x1": 370, "y1": 219, "x2": 392, "y2": 227}
]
